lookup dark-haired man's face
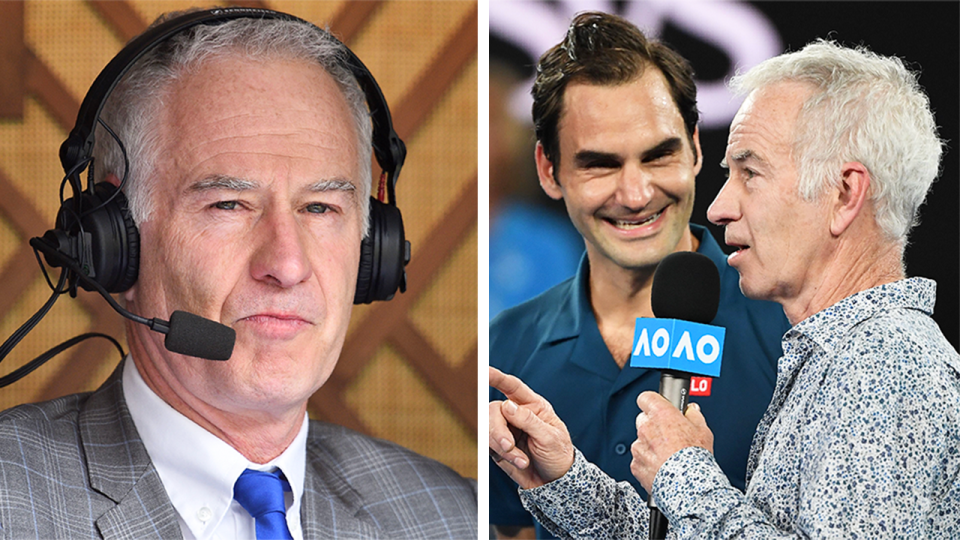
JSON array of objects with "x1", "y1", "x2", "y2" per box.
[{"x1": 536, "y1": 69, "x2": 702, "y2": 274}]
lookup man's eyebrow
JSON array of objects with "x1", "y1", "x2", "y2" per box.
[
  {"x1": 720, "y1": 149, "x2": 766, "y2": 169},
  {"x1": 189, "y1": 175, "x2": 259, "y2": 192},
  {"x1": 306, "y1": 179, "x2": 356, "y2": 193},
  {"x1": 641, "y1": 137, "x2": 683, "y2": 161},
  {"x1": 188, "y1": 176, "x2": 357, "y2": 194},
  {"x1": 573, "y1": 150, "x2": 620, "y2": 167}
]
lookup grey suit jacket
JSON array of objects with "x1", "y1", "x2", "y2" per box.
[{"x1": 0, "y1": 365, "x2": 477, "y2": 539}]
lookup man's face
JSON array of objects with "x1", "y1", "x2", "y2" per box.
[
  {"x1": 536, "y1": 69, "x2": 702, "y2": 274},
  {"x1": 707, "y1": 81, "x2": 831, "y2": 306},
  {"x1": 125, "y1": 55, "x2": 363, "y2": 416}
]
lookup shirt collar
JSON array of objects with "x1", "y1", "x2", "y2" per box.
[
  {"x1": 788, "y1": 277, "x2": 937, "y2": 355},
  {"x1": 688, "y1": 223, "x2": 729, "y2": 270},
  {"x1": 545, "y1": 224, "x2": 726, "y2": 344},
  {"x1": 122, "y1": 357, "x2": 308, "y2": 540}
]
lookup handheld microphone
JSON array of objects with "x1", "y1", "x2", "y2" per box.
[{"x1": 630, "y1": 251, "x2": 724, "y2": 540}]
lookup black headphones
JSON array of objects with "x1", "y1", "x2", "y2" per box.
[{"x1": 45, "y1": 7, "x2": 410, "y2": 305}]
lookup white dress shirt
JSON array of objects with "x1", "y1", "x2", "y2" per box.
[{"x1": 123, "y1": 357, "x2": 308, "y2": 540}]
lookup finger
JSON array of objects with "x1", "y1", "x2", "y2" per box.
[
  {"x1": 636, "y1": 390, "x2": 672, "y2": 414},
  {"x1": 684, "y1": 402, "x2": 708, "y2": 429},
  {"x1": 488, "y1": 401, "x2": 515, "y2": 455},
  {"x1": 489, "y1": 367, "x2": 544, "y2": 407},
  {"x1": 635, "y1": 411, "x2": 648, "y2": 432},
  {"x1": 630, "y1": 439, "x2": 657, "y2": 493},
  {"x1": 490, "y1": 449, "x2": 535, "y2": 488},
  {"x1": 500, "y1": 399, "x2": 558, "y2": 451}
]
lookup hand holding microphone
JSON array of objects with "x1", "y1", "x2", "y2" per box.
[
  {"x1": 631, "y1": 392, "x2": 715, "y2": 494},
  {"x1": 630, "y1": 251, "x2": 725, "y2": 539}
]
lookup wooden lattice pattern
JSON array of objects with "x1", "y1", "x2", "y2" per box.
[{"x1": 0, "y1": 0, "x2": 477, "y2": 478}]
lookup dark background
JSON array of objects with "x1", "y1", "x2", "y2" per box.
[{"x1": 491, "y1": 1, "x2": 959, "y2": 349}]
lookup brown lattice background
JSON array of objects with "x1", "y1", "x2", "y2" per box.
[{"x1": 0, "y1": 0, "x2": 478, "y2": 479}]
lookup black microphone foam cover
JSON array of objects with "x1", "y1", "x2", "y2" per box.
[
  {"x1": 164, "y1": 310, "x2": 235, "y2": 361},
  {"x1": 651, "y1": 251, "x2": 721, "y2": 324}
]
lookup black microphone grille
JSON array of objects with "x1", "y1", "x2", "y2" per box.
[
  {"x1": 164, "y1": 311, "x2": 236, "y2": 361},
  {"x1": 651, "y1": 251, "x2": 721, "y2": 324}
]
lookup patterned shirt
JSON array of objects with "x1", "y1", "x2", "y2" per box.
[{"x1": 519, "y1": 278, "x2": 960, "y2": 538}]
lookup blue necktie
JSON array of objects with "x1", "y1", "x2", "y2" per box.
[{"x1": 233, "y1": 469, "x2": 294, "y2": 540}]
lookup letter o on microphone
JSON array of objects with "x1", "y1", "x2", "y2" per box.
[{"x1": 696, "y1": 335, "x2": 720, "y2": 364}]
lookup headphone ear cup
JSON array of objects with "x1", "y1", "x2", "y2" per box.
[
  {"x1": 54, "y1": 183, "x2": 139, "y2": 293},
  {"x1": 354, "y1": 196, "x2": 409, "y2": 304}
]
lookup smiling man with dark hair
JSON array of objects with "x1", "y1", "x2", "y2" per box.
[{"x1": 489, "y1": 11, "x2": 789, "y2": 538}]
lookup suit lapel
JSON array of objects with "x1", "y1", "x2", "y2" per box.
[
  {"x1": 300, "y1": 458, "x2": 380, "y2": 539},
  {"x1": 80, "y1": 363, "x2": 182, "y2": 540}
]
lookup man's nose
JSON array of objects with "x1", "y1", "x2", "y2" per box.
[
  {"x1": 614, "y1": 163, "x2": 655, "y2": 210},
  {"x1": 250, "y1": 210, "x2": 312, "y2": 288},
  {"x1": 707, "y1": 178, "x2": 741, "y2": 226}
]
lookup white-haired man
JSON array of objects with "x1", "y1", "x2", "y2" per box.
[{"x1": 490, "y1": 40, "x2": 960, "y2": 538}]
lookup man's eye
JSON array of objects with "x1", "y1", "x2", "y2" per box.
[
  {"x1": 306, "y1": 203, "x2": 330, "y2": 214},
  {"x1": 586, "y1": 161, "x2": 618, "y2": 170},
  {"x1": 644, "y1": 151, "x2": 672, "y2": 163},
  {"x1": 213, "y1": 200, "x2": 239, "y2": 210}
]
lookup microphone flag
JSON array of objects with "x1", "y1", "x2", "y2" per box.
[{"x1": 630, "y1": 318, "x2": 725, "y2": 378}]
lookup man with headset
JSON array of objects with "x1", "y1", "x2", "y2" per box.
[{"x1": 0, "y1": 9, "x2": 476, "y2": 539}]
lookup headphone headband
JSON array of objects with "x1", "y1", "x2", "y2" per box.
[{"x1": 59, "y1": 7, "x2": 406, "y2": 203}]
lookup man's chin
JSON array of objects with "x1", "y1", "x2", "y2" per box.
[{"x1": 736, "y1": 275, "x2": 770, "y2": 303}]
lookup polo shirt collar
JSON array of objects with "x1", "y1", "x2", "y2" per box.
[
  {"x1": 538, "y1": 252, "x2": 591, "y2": 345},
  {"x1": 542, "y1": 224, "x2": 725, "y2": 346}
]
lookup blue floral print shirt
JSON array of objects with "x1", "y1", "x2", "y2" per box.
[{"x1": 519, "y1": 278, "x2": 960, "y2": 539}]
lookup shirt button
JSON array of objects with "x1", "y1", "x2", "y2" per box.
[
  {"x1": 197, "y1": 506, "x2": 213, "y2": 523},
  {"x1": 615, "y1": 443, "x2": 627, "y2": 455}
]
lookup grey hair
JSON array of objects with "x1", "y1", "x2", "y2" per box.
[
  {"x1": 729, "y1": 39, "x2": 944, "y2": 245},
  {"x1": 93, "y1": 15, "x2": 373, "y2": 236}
]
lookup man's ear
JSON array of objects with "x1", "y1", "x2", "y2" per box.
[
  {"x1": 830, "y1": 162, "x2": 871, "y2": 237},
  {"x1": 691, "y1": 126, "x2": 703, "y2": 176},
  {"x1": 535, "y1": 142, "x2": 563, "y2": 201},
  {"x1": 103, "y1": 173, "x2": 122, "y2": 188}
]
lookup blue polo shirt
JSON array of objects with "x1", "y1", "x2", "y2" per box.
[{"x1": 489, "y1": 224, "x2": 791, "y2": 537}]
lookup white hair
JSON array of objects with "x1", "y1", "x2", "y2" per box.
[
  {"x1": 93, "y1": 15, "x2": 373, "y2": 235},
  {"x1": 729, "y1": 39, "x2": 944, "y2": 245}
]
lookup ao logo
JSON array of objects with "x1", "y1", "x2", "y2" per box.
[
  {"x1": 629, "y1": 319, "x2": 725, "y2": 377},
  {"x1": 633, "y1": 327, "x2": 721, "y2": 364}
]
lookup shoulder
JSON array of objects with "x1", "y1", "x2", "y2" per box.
[
  {"x1": 490, "y1": 277, "x2": 576, "y2": 364},
  {"x1": 823, "y1": 308, "x2": 960, "y2": 437},
  {"x1": 0, "y1": 393, "x2": 96, "y2": 534},
  {"x1": 0, "y1": 392, "x2": 90, "y2": 451},
  {"x1": 840, "y1": 307, "x2": 959, "y2": 379},
  {"x1": 492, "y1": 277, "x2": 575, "y2": 330},
  {"x1": 306, "y1": 420, "x2": 476, "y2": 499},
  {"x1": 305, "y1": 421, "x2": 476, "y2": 536}
]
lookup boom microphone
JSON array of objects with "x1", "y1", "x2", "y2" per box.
[
  {"x1": 162, "y1": 311, "x2": 235, "y2": 361},
  {"x1": 29, "y1": 235, "x2": 235, "y2": 361},
  {"x1": 631, "y1": 251, "x2": 724, "y2": 540}
]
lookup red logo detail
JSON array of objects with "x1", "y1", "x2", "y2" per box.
[{"x1": 690, "y1": 377, "x2": 712, "y2": 396}]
